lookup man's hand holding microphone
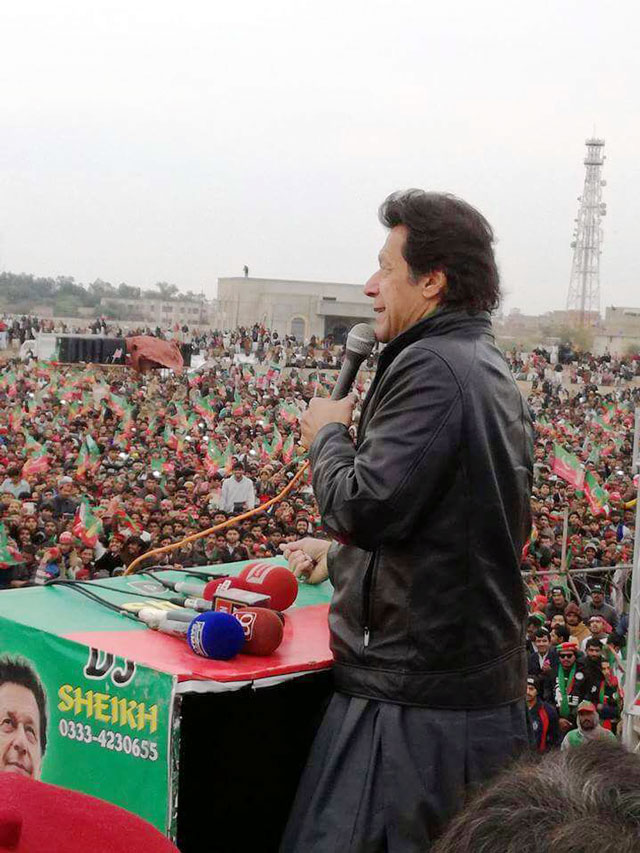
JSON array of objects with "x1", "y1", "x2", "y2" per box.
[{"x1": 283, "y1": 323, "x2": 376, "y2": 586}]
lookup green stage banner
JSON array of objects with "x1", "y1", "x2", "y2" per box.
[{"x1": 0, "y1": 616, "x2": 175, "y2": 834}]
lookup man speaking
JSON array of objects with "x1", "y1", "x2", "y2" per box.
[{"x1": 281, "y1": 190, "x2": 534, "y2": 852}]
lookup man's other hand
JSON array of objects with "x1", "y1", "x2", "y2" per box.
[
  {"x1": 300, "y1": 396, "x2": 355, "y2": 449},
  {"x1": 280, "y1": 538, "x2": 331, "y2": 585}
]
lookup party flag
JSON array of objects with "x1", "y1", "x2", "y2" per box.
[
  {"x1": 72, "y1": 498, "x2": 104, "y2": 547},
  {"x1": 552, "y1": 443, "x2": 584, "y2": 489}
]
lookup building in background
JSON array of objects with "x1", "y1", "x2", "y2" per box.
[
  {"x1": 100, "y1": 295, "x2": 215, "y2": 328},
  {"x1": 593, "y1": 306, "x2": 640, "y2": 356},
  {"x1": 216, "y1": 276, "x2": 373, "y2": 342}
]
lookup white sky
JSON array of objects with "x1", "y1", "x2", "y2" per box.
[{"x1": 1, "y1": 0, "x2": 637, "y2": 315}]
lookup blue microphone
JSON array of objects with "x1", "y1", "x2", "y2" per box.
[
  {"x1": 140, "y1": 609, "x2": 246, "y2": 660},
  {"x1": 186, "y1": 612, "x2": 245, "y2": 660}
]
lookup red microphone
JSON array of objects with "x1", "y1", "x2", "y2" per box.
[
  {"x1": 234, "y1": 607, "x2": 284, "y2": 655},
  {"x1": 236, "y1": 562, "x2": 298, "y2": 611}
]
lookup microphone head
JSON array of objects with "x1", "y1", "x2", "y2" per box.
[
  {"x1": 234, "y1": 607, "x2": 284, "y2": 655},
  {"x1": 237, "y1": 562, "x2": 298, "y2": 611},
  {"x1": 202, "y1": 576, "x2": 235, "y2": 601},
  {"x1": 186, "y1": 612, "x2": 245, "y2": 660},
  {"x1": 345, "y1": 323, "x2": 376, "y2": 358}
]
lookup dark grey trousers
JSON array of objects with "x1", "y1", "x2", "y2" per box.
[{"x1": 280, "y1": 692, "x2": 528, "y2": 853}]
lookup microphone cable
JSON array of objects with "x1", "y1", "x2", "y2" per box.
[
  {"x1": 124, "y1": 455, "x2": 310, "y2": 576},
  {"x1": 46, "y1": 579, "x2": 144, "y2": 624}
]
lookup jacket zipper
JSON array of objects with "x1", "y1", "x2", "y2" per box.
[{"x1": 362, "y1": 552, "x2": 377, "y2": 649}]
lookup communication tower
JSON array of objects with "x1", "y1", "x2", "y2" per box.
[{"x1": 565, "y1": 137, "x2": 607, "y2": 326}]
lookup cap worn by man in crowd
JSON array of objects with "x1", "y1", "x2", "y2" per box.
[
  {"x1": 577, "y1": 700, "x2": 596, "y2": 714},
  {"x1": 557, "y1": 642, "x2": 578, "y2": 655},
  {"x1": 591, "y1": 584, "x2": 604, "y2": 593},
  {"x1": 58, "y1": 532, "x2": 73, "y2": 544}
]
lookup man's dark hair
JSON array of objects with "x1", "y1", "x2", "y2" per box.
[
  {"x1": 534, "y1": 628, "x2": 550, "y2": 640},
  {"x1": 0, "y1": 655, "x2": 48, "y2": 754},
  {"x1": 434, "y1": 741, "x2": 640, "y2": 852},
  {"x1": 585, "y1": 637, "x2": 603, "y2": 651},
  {"x1": 608, "y1": 632, "x2": 624, "y2": 648},
  {"x1": 552, "y1": 625, "x2": 570, "y2": 643},
  {"x1": 378, "y1": 190, "x2": 500, "y2": 312}
]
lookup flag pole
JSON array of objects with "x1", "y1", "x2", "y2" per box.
[{"x1": 560, "y1": 507, "x2": 569, "y2": 572}]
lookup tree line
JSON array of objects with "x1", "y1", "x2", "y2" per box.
[{"x1": 0, "y1": 273, "x2": 203, "y2": 318}]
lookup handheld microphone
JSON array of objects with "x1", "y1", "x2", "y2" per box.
[
  {"x1": 331, "y1": 323, "x2": 376, "y2": 400},
  {"x1": 237, "y1": 562, "x2": 298, "y2": 611},
  {"x1": 201, "y1": 576, "x2": 272, "y2": 611},
  {"x1": 173, "y1": 581, "x2": 207, "y2": 597},
  {"x1": 187, "y1": 611, "x2": 245, "y2": 659},
  {"x1": 139, "y1": 609, "x2": 245, "y2": 660},
  {"x1": 234, "y1": 607, "x2": 284, "y2": 656},
  {"x1": 138, "y1": 606, "x2": 195, "y2": 626}
]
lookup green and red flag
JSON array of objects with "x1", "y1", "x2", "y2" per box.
[
  {"x1": 113, "y1": 507, "x2": 141, "y2": 539},
  {"x1": 271, "y1": 426, "x2": 283, "y2": 457},
  {"x1": 260, "y1": 437, "x2": 272, "y2": 463},
  {"x1": 587, "y1": 444, "x2": 601, "y2": 465},
  {"x1": 8, "y1": 406, "x2": 23, "y2": 432},
  {"x1": 76, "y1": 435, "x2": 101, "y2": 479},
  {"x1": 204, "y1": 440, "x2": 223, "y2": 477},
  {"x1": 22, "y1": 447, "x2": 50, "y2": 478},
  {"x1": 279, "y1": 402, "x2": 299, "y2": 425},
  {"x1": 282, "y1": 433, "x2": 295, "y2": 464},
  {"x1": 24, "y1": 433, "x2": 42, "y2": 453},
  {"x1": 72, "y1": 498, "x2": 104, "y2": 547},
  {"x1": 163, "y1": 424, "x2": 178, "y2": 451},
  {"x1": 0, "y1": 523, "x2": 24, "y2": 568},
  {"x1": 109, "y1": 393, "x2": 128, "y2": 417},
  {"x1": 584, "y1": 471, "x2": 610, "y2": 517},
  {"x1": 151, "y1": 457, "x2": 174, "y2": 476},
  {"x1": 231, "y1": 393, "x2": 244, "y2": 417},
  {"x1": 593, "y1": 415, "x2": 613, "y2": 432},
  {"x1": 552, "y1": 443, "x2": 584, "y2": 490}
]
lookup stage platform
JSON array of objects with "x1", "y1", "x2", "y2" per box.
[{"x1": 0, "y1": 559, "x2": 334, "y2": 850}]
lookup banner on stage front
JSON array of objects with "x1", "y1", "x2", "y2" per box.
[{"x1": 0, "y1": 617, "x2": 175, "y2": 834}]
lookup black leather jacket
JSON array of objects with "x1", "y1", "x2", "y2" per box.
[{"x1": 310, "y1": 309, "x2": 533, "y2": 709}]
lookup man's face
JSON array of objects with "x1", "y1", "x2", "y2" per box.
[
  {"x1": 0, "y1": 683, "x2": 43, "y2": 779},
  {"x1": 364, "y1": 225, "x2": 441, "y2": 343},
  {"x1": 592, "y1": 591, "x2": 604, "y2": 606},
  {"x1": 565, "y1": 610, "x2": 579, "y2": 626},
  {"x1": 226, "y1": 530, "x2": 239, "y2": 545},
  {"x1": 233, "y1": 469, "x2": 244, "y2": 481},
  {"x1": 552, "y1": 590, "x2": 565, "y2": 606},
  {"x1": 579, "y1": 711, "x2": 596, "y2": 731},
  {"x1": 587, "y1": 645, "x2": 602, "y2": 662},
  {"x1": 558, "y1": 650, "x2": 576, "y2": 670},
  {"x1": 590, "y1": 618, "x2": 603, "y2": 635},
  {"x1": 535, "y1": 635, "x2": 550, "y2": 655},
  {"x1": 526, "y1": 684, "x2": 537, "y2": 704}
]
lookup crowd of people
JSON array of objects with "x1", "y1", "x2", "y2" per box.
[
  {"x1": 508, "y1": 347, "x2": 640, "y2": 748},
  {"x1": 0, "y1": 323, "x2": 638, "y2": 748}
]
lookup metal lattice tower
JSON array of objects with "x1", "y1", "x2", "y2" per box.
[{"x1": 566, "y1": 137, "x2": 607, "y2": 326}]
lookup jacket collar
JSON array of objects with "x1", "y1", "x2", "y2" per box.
[
  {"x1": 377, "y1": 308, "x2": 493, "y2": 374},
  {"x1": 357, "y1": 309, "x2": 493, "y2": 442}
]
